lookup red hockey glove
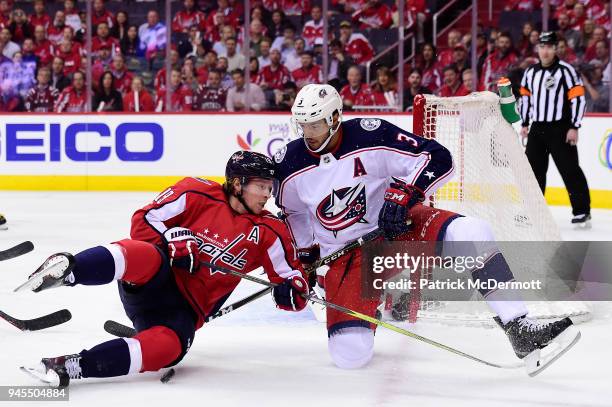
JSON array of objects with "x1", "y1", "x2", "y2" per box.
[
  {"x1": 272, "y1": 275, "x2": 309, "y2": 312},
  {"x1": 164, "y1": 227, "x2": 200, "y2": 274},
  {"x1": 378, "y1": 181, "x2": 424, "y2": 240}
]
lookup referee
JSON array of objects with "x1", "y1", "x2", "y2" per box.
[{"x1": 519, "y1": 31, "x2": 591, "y2": 225}]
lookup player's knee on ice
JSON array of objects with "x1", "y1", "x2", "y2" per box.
[
  {"x1": 134, "y1": 325, "x2": 184, "y2": 372},
  {"x1": 328, "y1": 327, "x2": 374, "y2": 369},
  {"x1": 444, "y1": 216, "x2": 496, "y2": 242}
]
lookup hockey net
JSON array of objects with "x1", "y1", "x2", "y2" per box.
[{"x1": 391, "y1": 92, "x2": 591, "y2": 325}]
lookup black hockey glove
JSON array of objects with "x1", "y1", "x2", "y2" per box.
[
  {"x1": 378, "y1": 181, "x2": 424, "y2": 240},
  {"x1": 298, "y1": 246, "x2": 319, "y2": 288}
]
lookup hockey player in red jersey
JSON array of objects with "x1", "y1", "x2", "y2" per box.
[
  {"x1": 275, "y1": 84, "x2": 580, "y2": 374},
  {"x1": 18, "y1": 151, "x2": 309, "y2": 387}
]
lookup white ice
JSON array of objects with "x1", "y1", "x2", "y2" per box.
[{"x1": 0, "y1": 192, "x2": 611, "y2": 407}]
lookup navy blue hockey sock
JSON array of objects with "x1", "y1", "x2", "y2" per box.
[
  {"x1": 79, "y1": 339, "x2": 132, "y2": 378},
  {"x1": 71, "y1": 246, "x2": 117, "y2": 286}
]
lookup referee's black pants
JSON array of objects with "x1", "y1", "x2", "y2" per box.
[{"x1": 526, "y1": 122, "x2": 591, "y2": 216}]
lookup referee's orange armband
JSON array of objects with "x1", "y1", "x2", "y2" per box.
[{"x1": 567, "y1": 85, "x2": 585, "y2": 99}]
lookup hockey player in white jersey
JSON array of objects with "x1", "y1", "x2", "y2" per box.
[{"x1": 274, "y1": 84, "x2": 581, "y2": 376}]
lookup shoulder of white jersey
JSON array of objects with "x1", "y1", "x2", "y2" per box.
[
  {"x1": 349, "y1": 33, "x2": 370, "y2": 43},
  {"x1": 273, "y1": 138, "x2": 319, "y2": 184}
]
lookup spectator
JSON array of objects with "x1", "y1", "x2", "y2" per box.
[
  {"x1": 1, "y1": 52, "x2": 36, "y2": 109},
  {"x1": 263, "y1": 0, "x2": 311, "y2": 16},
  {"x1": 258, "y1": 47, "x2": 290, "y2": 91},
  {"x1": 9, "y1": 9, "x2": 32, "y2": 43},
  {"x1": 24, "y1": 66, "x2": 58, "y2": 112},
  {"x1": 352, "y1": 0, "x2": 392, "y2": 29},
  {"x1": 182, "y1": 58, "x2": 200, "y2": 91},
  {"x1": 584, "y1": 27, "x2": 606, "y2": 62},
  {"x1": 437, "y1": 29, "x2": 461, "y2": 68},
  {"x1": 138, "y1": 10, "x2": 167, "y2": 61},
  {"x1": 576, "y1": 19, "x2": 595, "y2": 54},
  {"x1": 120, "y1": 25, "x2": 141, "y2": 57},
  {"x1": 271, "y1": 24, "x2": 296, "y2": 59},
  {"x1": 178, "y1": 24, "x2": 210, "y2": 59},
  {"x1": 438, "y1": 65, "x2": 469, "y2": 97},
  {"x1": 291, "y1": 50, "x2": 322, "y2": 89},
  {"x1": 224, "y1": 36, "x2": 245, "y2": 71},
  {"x1": 213, "y1": 25, "x2": 240, "y2": 56},
  {"x1": 249, "y1": 56, "x2": 261, "y2": 83},
  {"x1": 524, "y1": 29, "x2": 540, "y2": 59},
  {"x1": 338, "y1": 20, "x2": 374, "y2": 65},
  {"x1": 583, "y1": 64, "x2": 609, "y2": 112},
  {"x1": 193, "y1": 68, "x2": 227, "y2": 110},
  {"x1": 123, "y1": 76, "x2": 154, "y2": 112},
  {"x1": 21, "y1": 39, "x2": 37, "y2": 64},
  {"x1": 557, "y1": 37, "x2": 578, "y2": 65},
  {"x1": 249, "y1": 19, "x2": 267, "y2": 56},
  {"x1": 415, "y1": 42, "x2": 441, "y2": 93},
  {"x1": 270, "y1": 80, "x2": 298, "y2": 110},
  {"x1": 93, "y1": 71, "x2": 123, "y2": 111},
  {"x1": 29, "y1": 0, "x2": 51, "y2": 33},
  {"x1": 452, "y1": 44, "x2": 470, "y2": 72},
  {"x1": 48, "y1": 11, "x2": 66, "y2": 45},
  {"x1": 553, "y1": 0, "x2": 578, "y2": 20},
  {"x1": 331, "y1": 0, "x2": 365, "y2": 14},
  {"x1": 63, "y1": 0, "x2": 81, "y2": 32},
  {"x1": 92, "y1": 0, "x2": 115, "y2": 30},
  {"x1": 172, "y1": 0, "x2": 206, "y2": 34},
  {"x1": 92, "y1": 44, "x2": 112, "y2": 85},
  {"x1": 392, "y1": 0, "x2": 427, "y2": 43},
  {"x1": 226, "y1": 68, "x2": 266, "y2": 111},
  {"x1": 480, "y1": 31, "x2": 518, "y2": 91},
  {"x1": 590, "y1": 40, "x2": 610, "y2": 73},
  {"x1": 570, "y1": 3, "x2": 586, "y2": 30},
  {"x1": 54, "y1": 70, "x2": 86, "y2": 112},
  {"x1": 50, "y1": 56, "x2": 70, "y2": 91},
  {"x1": 327, "y1": 38, "x2": 353, "y2": 90},
  {"x1": 93, "y1": 22, "x2": 119, "y2": 55},
  {"x1": 283, "y1": 37, "x2": 305, "y2": 72},
  {"x1": 504, "y1": 0, "x2": 538, "y2": 11},
  {"x1": 556, "y1": 13, "x2": 581, "y2": 50},
  {"x1": 267, "y1": 10, "x2": 286, "y2": 39},
  {"x1": 517, "y1": 22, "x2": 535, "y2": 56},
  {"x1": 111, "y1": 11, "x2": 129, "y2": 41},
  {"x1": 1, "y1": 28, "x2": 19, "y2": 59},
  {"x1": 155, "y1": 68, "x2": 193, "y2": 111},
  {"x1": 403, "y1": 68, "x2": 430, "y2": 110},
  {"x1": 110, "y1": 53, "x2": 133, "y2": 94},
  {"x1": 55, "y1": 40, "x2": 81, "y2": 76},
  {"x1": 258, "y1": 38, "x2": 272, "y2": 68},
  {"x1": 216, "y1": 56, "x2": 234, "y2": 89},
  {"x1": 196, "y1": 49, "x2": 218, "y2": 83},
  {"x1": 462, "y1": 68, "x2": 473, "y2": 91},
  {"x1": 302, "y1": 5, "x2": 323, "y2": 49},
  {"x1": 206, "y1": 0, "x2": 240, "y2": 38},
  {"x1": 340, "y1": 65, "x2": 374, "y2": 110},
  {"x1": 154, "y1": 49, "x2": 180, "y2": 90},
  {"x1": 33, "y1": 25, "x2": 54, "y2": 66},
  {"x1": 371, "y1": 65, "x2": 398, "y2": 108}
]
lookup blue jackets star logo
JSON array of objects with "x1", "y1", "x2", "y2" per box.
[{"x1": 315, "y1": 183, "x2": 368, "y2": 236}]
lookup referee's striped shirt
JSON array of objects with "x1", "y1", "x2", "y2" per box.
[{"x1": 519, "y1": 57, "x2": 586, "y2": 129}]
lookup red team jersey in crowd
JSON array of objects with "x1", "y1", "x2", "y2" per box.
[
  {"x1": 92, "y1": 10, "x2": 116, "y2": 29},
  {"x1": 438, "y1": 83, "x2": 470, "y2": 97},
  {"x1": 123, "y1": 89, "x2": 155, "y2": 112},
  {"x1": 352, "y1": 3, "x2": 393, "y2": 29},
  {"x1": 55, "y1": 46, "x2": 81, "y2": 76},
  {"x1": 54, "y1": 86, "x2": 87, "y2": 112},
  {"x1": 302, "y1": 19, "x2": 324, "y2": 48},
  {"x1": 292, "y1": 65, "x2": 323, "y2": 89},
  {"x1": 344, "y1": 33, "x2": 374, "y2": 65},
  {"x1": 24, "y1": 84, "x2": 59, "y2": 112},
  {"x1": 33, "y1": 39, "x2": 55, "y2": 66},
  {"x1": 480, "y1": 51, "x2": 518, "y2": 91},
  {"x1": 47, "y1": 24, "x2": 66, "y2": 45},
  {"x1": 339, "y1": 83, "x2": 374, "y2": 107},
  {"x1": 111, "y1": 68, "x2": 134, "y2": 94},
  {"x1": 156, "y1": 85, "x2": 194, "y2": 111},
  {"x1": 130, "y1": 178, "x2": 303, "y2": 329},
  {"x1": 258, "y1": 64, "x2": 291, "y2": 90},
  {"x1": 192, "y1": 85, "x2": 227, "y2": 111},
  {"x1": 172, "y1": 10, "x2": 207, "y2": 33},
  {"x1": 92, "y1": 36, "x2": 120, "y2": 53},
  {"x1": 262, "y1": 0, "x2": 311, "y2": 14}
]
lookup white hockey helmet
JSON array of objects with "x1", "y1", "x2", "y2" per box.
[{"x1": 291, "y1": 84, "x2": 343, "y2": 153}]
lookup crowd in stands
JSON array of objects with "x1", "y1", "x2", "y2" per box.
[{"x1": 0, "y1": 0, "x2": 609, "y2": 112}]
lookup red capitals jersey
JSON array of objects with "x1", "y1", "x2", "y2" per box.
[
  {"x1": 24, "y1": 85, "x2": 59, "y2": 112},
  {"x1": 92, "y1": 10, "x2": 116, "y2": 29},
  {"x1": 291, "y1": 65, "x2": 323, "y2": 89},
  {"x1": 47, "y1": 24, "x2": 66, "y2": 45},
  {"x1": 54, "y1": 86, "x2": 87, "y2": 112},
  {"x1": 55, "y1": 46, "x2": 81, "y2": 76},
  {"x1": 480, "y1": 50, "x2": 518, "y2": 91},
  {"x1": 193, "y1": 85, "x2": 227, "y2": 111},
  {"x1": 130, "y1": 178, "x2": 303, "y2": 329},
  {"x1": 34, "y1": 39, "x2": 55, "y2": 66},
  {"x1": 111, "y1": 68, "x2": 134, "y2": 94},
  {"x1": 344, "y1": 33, "x2": 374, "y2": 65},
  {"x1": 262, "y1": 0, "x2": 311, "y2": 15},
  {"x1": 438, "y1": 82, "x2": 469, "y2": 97},
  {"x1": 156, "y1": 85, "x2": 194, "y2": 111},
  {"x1": 257, "y1": 63, "x2": 291, "y2": 90},
  {"x1": 123, "y1": 90, "x2": 155, "y2": 112},
  {"x1": 92, "y1": 36, "x2": 120, "y2": 53},
  {"x1": 172, "y1": 10, "x2": 207, "y2": 33},
  {"x1": 352, "y1": 3, "x2": 392, "y2": 29},
  {"x1": 302, "y1": 19, "x2": 323, "y2": 48},
  {"x1": 339, "y1": 83, "x2": 374, "y2": 107}
]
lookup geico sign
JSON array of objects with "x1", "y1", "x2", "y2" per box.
[{"x1": 1, "y1": 122, "x2": 163, "y2": 161}]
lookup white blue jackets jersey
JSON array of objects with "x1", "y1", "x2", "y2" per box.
[{"x1": 274, "y1": 118, "x2": 454, "y2": 256}]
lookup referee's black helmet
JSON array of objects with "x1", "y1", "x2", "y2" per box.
[{"x1": 538, "y1": 31, "x2": 558, "y2": 46}]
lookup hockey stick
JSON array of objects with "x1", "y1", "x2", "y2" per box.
[
  {"x1": 104, "y1": 286, "x2": 273, "y2": 338},
  {"x1": 201, "y1": 260, "x2": 523, "y2": 370},
  {"x1": 0, "y1": 309, "x2": 71, "y2": 331},
  {"x1": 0, "y1": 241, "x2": 34, "y2": 261}
]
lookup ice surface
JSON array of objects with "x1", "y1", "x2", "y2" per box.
[{"x1": 0, "y1": 192, "x2": 611, "y2": 406}]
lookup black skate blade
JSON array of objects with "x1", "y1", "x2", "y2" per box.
[{"x1": 526, "y1": 326, "x2": 581, "y2": 377}]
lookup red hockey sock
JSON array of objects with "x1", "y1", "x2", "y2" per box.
[
  {"x1": 114, "y1": 239, "x2": 163, "y2": 286},
  {"x1": 133, "y1": 326, "x2": 182, "y2": 372}
]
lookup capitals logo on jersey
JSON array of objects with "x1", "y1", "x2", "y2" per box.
[{"x1": 316, "y1": 183, "x2": 368, "y2": 236}]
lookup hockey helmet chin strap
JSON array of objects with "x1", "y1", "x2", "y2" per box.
[{"x1": 301, "y1": 112, "x2": 342, "y2": 153}]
